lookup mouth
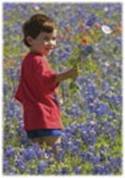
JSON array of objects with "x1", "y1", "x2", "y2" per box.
[
  {"x1": 44, "y1": 47, "x2": 53, "y2": 55},
  {"x1": 45, "y1": 46, "x2": 55, "y2": 51}
]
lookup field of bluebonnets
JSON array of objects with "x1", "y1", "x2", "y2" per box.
[{"x1": 3, "y1": 3, "x2": 122, "y2": 175}]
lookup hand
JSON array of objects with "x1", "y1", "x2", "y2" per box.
[
  {"x1": 55, "y1": 65, "x2": 80, "y2": 83},
  {"x1": 69, "y1": 66, "x2": 79, "y2": 80}
]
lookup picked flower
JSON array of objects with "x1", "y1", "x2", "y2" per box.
[{"x1": 80, "y1": 45, "x2": 94, "y2": 57}]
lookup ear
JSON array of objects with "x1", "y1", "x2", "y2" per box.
[{"x1": 26, "y1": 36, "x2": 34, "y2": 46}]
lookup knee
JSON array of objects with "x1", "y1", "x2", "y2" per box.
[
  {"x1": 31, "y1": 138, "x2": 43, "y2": 145},
  {"x1": 31, "y1": 136, "x2": 62, "y2": 147},
  {"x1": 42, "y1": 136, "x2": 61, "y2": 146}
]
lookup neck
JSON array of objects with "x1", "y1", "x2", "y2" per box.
[{"x1": 30, "y1": 49, "x2": 43, "y2": 56}]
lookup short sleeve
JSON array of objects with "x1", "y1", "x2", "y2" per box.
[{"x1": 32, "y1": 56, "x2": 59, "y2": 95}]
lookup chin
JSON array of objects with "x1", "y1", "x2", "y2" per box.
[
  {"x1": 45, "y1": 50, "x2": 53, "y2": 56},
  {"x1": 48, "y1": 50, "x2": 53, "y2": 55},
  {"x1": 41, "y1": 48, "x2": 53, "y2": 57}
]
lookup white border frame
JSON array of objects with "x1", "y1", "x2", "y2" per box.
[{"x1": 0, "y1": 0, "x2": 124, "y2": 178}]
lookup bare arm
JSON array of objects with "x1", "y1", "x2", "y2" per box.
[{"x1": 55, "y1": 67, "x2": 78, "y2": 83}]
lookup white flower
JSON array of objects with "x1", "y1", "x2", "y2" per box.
[
  {"x1": 104, "y1": 7, "x2": 109, "y2": 12},
  {"x1": 101, "y1": 25, "x2": 112, "y2": 34},
  {"x1": 104, "y1": 62, "x2": 110, "y2": 67},
  {"x1": 34, "y1": 5, "x2": 40, "y2": 11}
]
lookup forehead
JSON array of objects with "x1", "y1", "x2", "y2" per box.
[{"x1": 39, "y1": 30, "x2": 57, "y2": 38}]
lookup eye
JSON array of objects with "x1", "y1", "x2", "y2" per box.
[{"x1": 52, "y1": 37, "x2": 56, "y2": 40}]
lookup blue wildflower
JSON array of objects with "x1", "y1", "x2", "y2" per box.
[
  {"x1": 32, "y1": 143, "x2": 45, "y2": 158},
  {"x1": 55, "y1": 149, "x2": 65, "y2": 161},
  {"x1": 16, "y1": 159, "x2": 26, "y2": 171},
  {"x1": 74, "y1": 166, "x2": 81, "y2": 174},
  {"x1": 80, "y1": 151, "x2": 94, "y2": 162},
  {"x1": 93, "y1": 165, "x2": 110, "y2": 174},
  {"x1": 5, "y1": 145, "x2": 15, "y2": 157},
  {"x1": 96, "y1": 103, "x2": 109, "y2": 116},
  {"x1": 86, "y1": 14, "x2": 97, "y2": 27},
  {"x1": 110, "y1": 95, "x2": 122, "y2": 105},
  {"x1": 23, "y1": 147, "x2": 37, "y2": 161},
  {"x1": 3, "y1": 160, "x2": 9, "y2": 171},
  {"x1": 67, "y1": 104, "x2": 82, "y2": 118},
  {"x1": 58, "y1": 167, "x2": 68, "y2": 175},
  {"x1": 108, "y1": 157, "x2": 122, "y2": 170},
  {"x1": 37, "y1": 161, "x2": 48, "y2": 174},
  {"x1": 92, "y1": 156, "x2": 101, "y2": 164},
  {"x1": 81, "y1": 125, "x2": 97, "y2": 145}
]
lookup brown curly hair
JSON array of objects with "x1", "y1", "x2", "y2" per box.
[{"x1": 22, "y1": 14, "x2": 56, "y2": 47}]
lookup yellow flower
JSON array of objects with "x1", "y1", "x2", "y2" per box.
[
  {"x1": 80, "y1": 35, "x2": 92, "y2": 45},
  {"x1": 112, "y1": 24, "x2": 122, "y2": 36}
]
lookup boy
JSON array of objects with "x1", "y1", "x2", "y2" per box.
[{"x1": 15, "y1": 14, "x2": 79, "y2": 147}]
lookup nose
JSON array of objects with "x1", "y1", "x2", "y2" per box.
[
  {"x1": 50, "y1": 40, "x2": 56, "y2": 48},
  {"x1": 45, "y1": 40, "x2": 56, "y2": 50}
]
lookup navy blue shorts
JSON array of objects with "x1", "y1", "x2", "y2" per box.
[{"x1": 26, "y1": 129, "x2": 64, "y2": 139}]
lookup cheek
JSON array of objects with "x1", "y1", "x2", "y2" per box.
[
  {"x1": 43, "y1": 42, "x2": 49, "y2": 46},
  {"x1": 37, "y1": 42, "x2": 45, "y2": 49}
]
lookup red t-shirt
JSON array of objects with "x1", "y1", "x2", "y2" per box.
[{"x1": 15, "y1": 52, "x2": 63, "y2": 131}]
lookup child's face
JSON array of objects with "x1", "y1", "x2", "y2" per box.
[{"x1": 27, "y1": 29, "x2": 57, "y2": 56}]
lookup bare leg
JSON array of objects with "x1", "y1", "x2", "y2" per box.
[
  {"x1": 31, "y1": 136, "x2": 61, "y2": 146},
  {"x1": 31, "y1": 136, "x2": 62, "y2": 156}
]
